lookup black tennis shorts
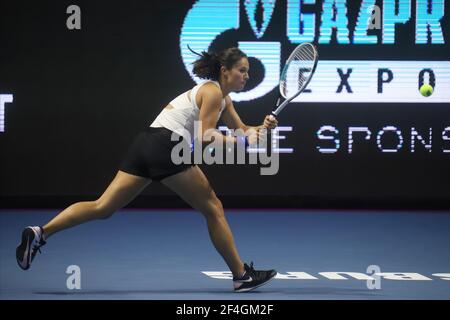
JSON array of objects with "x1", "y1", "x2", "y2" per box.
[{"x1": 119, "y1": 127, "x2": 195, "y2": 181}]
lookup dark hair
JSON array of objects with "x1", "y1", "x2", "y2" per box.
[{"x1": 190, "y1": 47, "x2": 247, "y2": 81}]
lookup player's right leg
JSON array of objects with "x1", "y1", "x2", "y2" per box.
[{"x1": 16, "y1": 170, "x2": 151, "y2": 270}]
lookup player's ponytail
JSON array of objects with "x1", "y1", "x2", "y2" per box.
[
  {"x1": 191, "y1": 49, "x2": 221, "y2": 80},
  {"x1": 189, "y1": 46, "x2": 247, "y2": 81}
]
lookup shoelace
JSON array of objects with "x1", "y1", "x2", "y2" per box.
[
  {"x1": 32, "y1": 245, "x2": 41, "y2": 254},
  {"x1": 32, "y1": 240, "x2": 46, "y2": 257},
  {"x1": 245, "y1": 262, "x2": 272, "y2": 281}
]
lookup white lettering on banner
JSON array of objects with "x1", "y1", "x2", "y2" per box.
[
  {"x1": 0, "y1": 94, "x2": 13, "y2": 133},
  {"x1": 318, "y1": 125, "x2": 450, "y2": 154},
  {"x1": 203, "y1": 270, "x2": 449, "y2": 281},
  {"x1": 180, "y1": 0, "x2": 448, "y2": 103}
]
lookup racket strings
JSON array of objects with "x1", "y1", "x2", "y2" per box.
[{"x1": 281, "y1": 44, "x2": 317, "y2": 97}]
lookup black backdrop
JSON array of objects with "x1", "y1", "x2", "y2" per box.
[{"x1": 1, "y1": 0, "x2": 449, "y2": 209}]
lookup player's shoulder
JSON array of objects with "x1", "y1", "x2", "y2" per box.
[{"x1": 197, "y1": 81, "x2": 223, "y2": 101}]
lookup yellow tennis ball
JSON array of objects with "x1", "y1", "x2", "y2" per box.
[{"x1": 420, "y1": 84, "x2": 433, "y2": 97}]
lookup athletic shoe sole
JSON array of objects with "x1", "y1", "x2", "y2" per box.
[{"x1": 16, "y1": 228, "x2": 35, "y2": 270}]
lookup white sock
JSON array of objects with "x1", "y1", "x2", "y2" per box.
[{"x1": 30, "y1": 226, "x2": 43, "y2": 241}]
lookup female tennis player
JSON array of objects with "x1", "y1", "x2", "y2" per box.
[{"x1": 16, "y1": 47, "x2": 278, "y2": 292}]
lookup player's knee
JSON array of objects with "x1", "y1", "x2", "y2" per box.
[
  {"x1": 205, "y1": 195, "x2": 224, "y2": 220},
  {"x1": 94, "y1": 199, "x2": 115, "y2": 220}
]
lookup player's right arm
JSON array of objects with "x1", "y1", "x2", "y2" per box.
[{"x1": 197, "y1": 84, "x2": 237, "y2": 145}]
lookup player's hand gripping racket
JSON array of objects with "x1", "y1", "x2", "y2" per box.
[{"x1": 270, "y1": 42, "x2": 319, "y2": 121}]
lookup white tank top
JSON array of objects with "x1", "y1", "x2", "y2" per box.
[{"x1": 150, "y1": 80, "x2": 226, "y2": 142}]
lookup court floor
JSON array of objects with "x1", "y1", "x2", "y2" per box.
[{"x1": 1, "y1": 209, "x2": 449, "y2": 300}]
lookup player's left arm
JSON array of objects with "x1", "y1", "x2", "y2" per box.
[{"x1": 221, "y1": 96, "x2": 278, "y2": 132}]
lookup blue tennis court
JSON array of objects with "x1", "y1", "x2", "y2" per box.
[{"x1": 1, "y1": 209, "x2": 449, "y2": 300}]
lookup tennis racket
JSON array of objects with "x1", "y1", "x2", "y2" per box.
[{"x1": 270, "y1": 42, "x2": 319, "y2": 119}]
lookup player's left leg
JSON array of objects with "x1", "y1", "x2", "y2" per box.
[{"x1": 161, "y1": 166, "x2": 277, "y2": 292}]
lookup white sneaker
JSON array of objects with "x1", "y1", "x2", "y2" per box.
[{"x1": 16, "y1": 226, "x2": 46, "y2": 270}]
